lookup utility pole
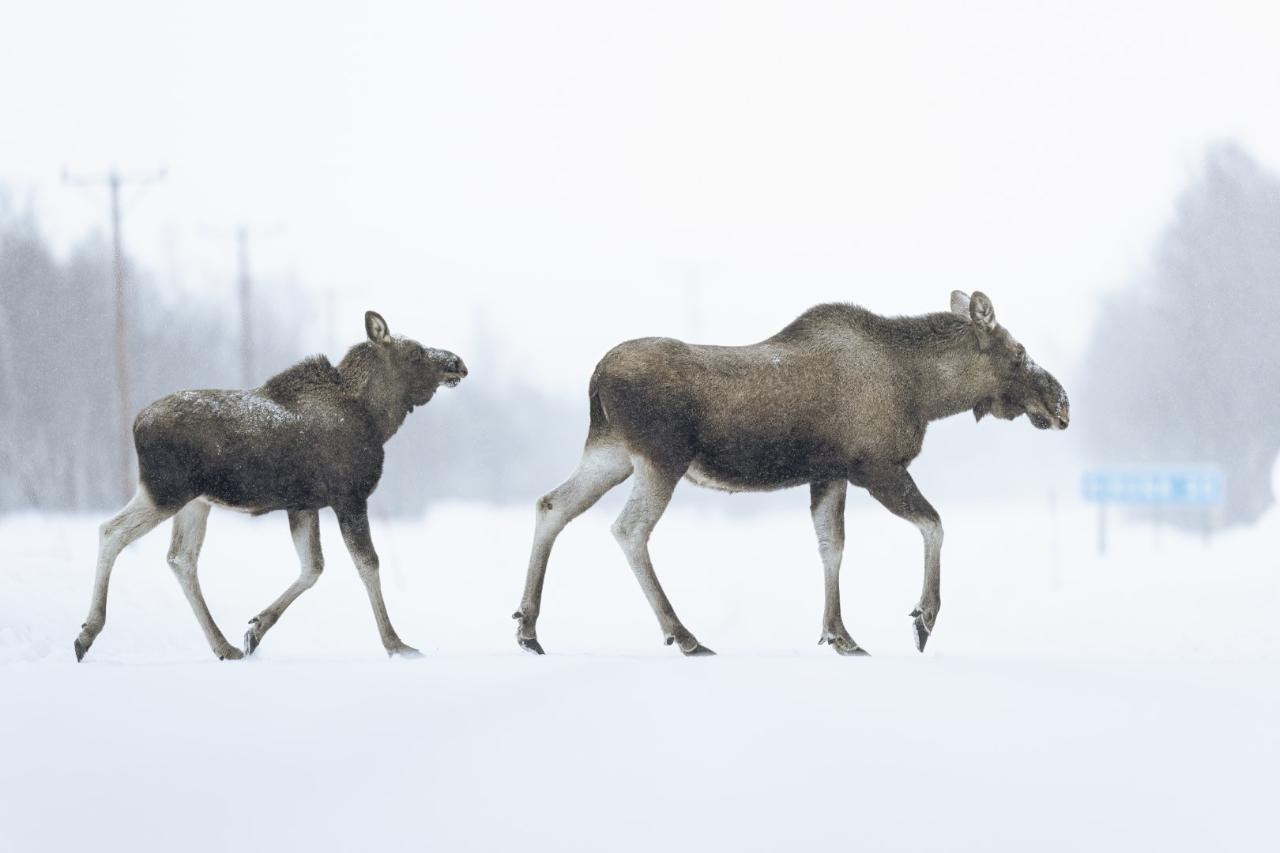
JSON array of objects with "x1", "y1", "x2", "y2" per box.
[
  {"x1": 206, "y1": 223, "x2": 280, "y2": 387},
  {"x1": 236, "y1": 224, "x2": 253, "y2": 387},
  {"x1": 63, "y1": 166, "x2": 166, "y2": 503},
  {"x1": 684, "y1": 266, "x2": 703, "y2": 342},
  {"x1": 323, "y1": 288, "x2": 339, "y2": 358}
]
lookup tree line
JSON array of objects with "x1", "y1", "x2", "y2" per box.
[
  {"x1": 8, "y1": 140, "x2": 1278, "y2": 526},
  {"x1": 0, "y1": 195, "x2": 582, "y2": 515}
]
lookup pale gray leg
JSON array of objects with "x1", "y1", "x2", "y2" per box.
[
  {"x1": 336, "y1": 501, "x2": 419, "y2": 658},
  {"x1": 515, "y1": 440, "x2": 633, "y2": 653},
  {"x1": 244, "y1": 508, "x2": 324, "y2": 656},
  {"x1": 810, "y1": 480, "x2": 867, "y2": 656},
  {"x1": 912, "y1": 515, "x2": 944, "y2": 649},
  {"x1": 74, "y1": 485, "x2": 174, "y2": 661},
  {"x1": 611, "y1": 457, "x2": 712, "y2": 656},
  {"x1": 866, "y1": 466, "x2": 943, "y2": 652},
  {"x1": 166, "y1": 499, "x2": 241, "y2": 660}
]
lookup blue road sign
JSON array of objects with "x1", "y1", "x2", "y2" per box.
[{"x1": 1082, "y1": 467, "x2": 1224, "y2": 506}]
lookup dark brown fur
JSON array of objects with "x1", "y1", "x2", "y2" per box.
[{"x1": 135, "y1": 332, "x2": 465, "y2": 515}]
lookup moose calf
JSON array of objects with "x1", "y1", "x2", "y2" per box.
[
  {"x1": 74, "y1": 311, "x2": 467, "y2": 661},
  {"x1": 515, "y1": 291, "x2": 1068, "y2": 656}
]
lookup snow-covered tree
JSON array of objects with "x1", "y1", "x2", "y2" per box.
[{"x1": 1083, "y1": 142, "x2": 1280, "y2": 526}]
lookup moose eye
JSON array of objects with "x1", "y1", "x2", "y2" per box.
[{"x1": 1013, "y1": 345, "x2": 1027, "y2": 365}]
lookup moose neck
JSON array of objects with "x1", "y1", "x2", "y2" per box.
[
  {"x1": 338, "y1": 345, "x2": 410, "y2": 443},
  {"x1": 912, "y1": 338, "x2": 997, "y2": 423}
]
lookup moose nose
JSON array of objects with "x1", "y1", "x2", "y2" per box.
[
  {"x1": 449, "y1": 356, "x2": 468, "y2": 377},
  {"x1": 1056, "y1": 404, "x2": 1070, "y2": 430}
]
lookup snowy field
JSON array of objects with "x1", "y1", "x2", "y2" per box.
[{"x1": 2, "y1": 495, "x2": 1278, "y2": 852}]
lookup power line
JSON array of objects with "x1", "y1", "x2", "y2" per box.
[{"x1": 63, "y1": 166, "x2": 166, "y2": 503}]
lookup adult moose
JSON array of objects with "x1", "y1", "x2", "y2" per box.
[
  {"x1": 74, "y1": 311, "x2": 467, "y2": 662},
  {"x1": 514, "y1": 291, "x2": 1068, "y2": 656}
]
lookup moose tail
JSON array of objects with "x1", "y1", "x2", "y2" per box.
[{"x1": 587, "y1": 370, "x2": 609, "y2": 440}]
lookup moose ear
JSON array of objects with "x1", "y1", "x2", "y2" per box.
[
  {"x1": 968, "y1": 291, "x2": 996, "y2": 332},
  {"x1": 365, "y1": 311, "x2": 391, "y2": 345},
  {"x1": 950, "y1": 291, "x2": 971, "y2": 318}
]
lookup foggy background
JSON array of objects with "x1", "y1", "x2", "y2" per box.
[{"x1": 3, "y1": 0, "x2": 1279, "y2": 528}]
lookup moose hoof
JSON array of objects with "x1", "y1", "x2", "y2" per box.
[
  {"x1": 665, "y1": 630, "x2": 714, "y2": 656},
  {"x1": 387, "y1": 644, "x2": 423, "y2": 659},
  {"x1": 217, "y1": 646, "x2": 244, "y2": 661},
  {"x1": 909, "y1": 603, "x2": 937, "y2": 652},
  {"x1": 513, "y1": 611, "x2": 545, "y2": 655},
  {"x1": 832, "y1": 638, "x2": 870, "y2": 657},
  {"x1": 73, "y1": 638, "x2": 88, "y2": 662},
  {"x1": 243, "y1": 622, "x2": 261, "y2": 656},
  {"x1": 912, "y1": 616, "x2": 931, "y2": 653},
  {"x1": 820, "y1": 632, "x2": 869, "y2": 656}
]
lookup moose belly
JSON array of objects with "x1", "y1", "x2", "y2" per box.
[
  {"x1": 683, "y1": 460, "x2": 784, "y2": 492},
  {"x1": 193, "y1": 454, "x2": 332, "y2": 513},
  {"x1": 686, "y1": 437, "x2": 847, "y2": 493}
]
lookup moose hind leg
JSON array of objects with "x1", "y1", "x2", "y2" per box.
[
  {"x1": 612, "y1": 457, "x2": 712, "y2": 656},
  {"x1": 810, "y1": 480, "x2": 867, "y2": 656},
  {"x1": 865, "y1": 467, "x2": 943, "y2": 653},
  {"x1": 244, "y1": 509, "x2": 324, "y2": 656},
  {"x1": 74, "y1": 485, "x2": 174, "y2": 662},
  {"x1": 167, "y1": 500, "x2": 241, "y2": 660},
  {"x1": 515, "y1": 440, "x2": 633, "y2": 654}
]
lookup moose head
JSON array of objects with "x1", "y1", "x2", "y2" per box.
[
  {"x1": 362, "y1": 310, "x2": 467, "y2": 407},
  {"x1": 951, "y1": 290, "x2": 1069, "y2": 431}
]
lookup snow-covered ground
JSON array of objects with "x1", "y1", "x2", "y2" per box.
[{"x1": 2, "y1": 496, "x2": 1278, "y2": 851}]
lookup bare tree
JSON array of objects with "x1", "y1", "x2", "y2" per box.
[{"x1": 0, "y1": 197, "x2": 305, "y2": 513}]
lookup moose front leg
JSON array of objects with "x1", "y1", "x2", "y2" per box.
[
  {"x1": 810, "y1": 480, "x2": 867, "y2": 656},
  {"x1": 335, "y1": 502, "x2": 421, "y2": 658},
  {"x1": 864, "y1": 466, "x2": 943, "y2": 653}
]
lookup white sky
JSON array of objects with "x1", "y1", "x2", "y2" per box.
[{"x1": 3, "y1": 0, "x2": 1279, "y2": 394}]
